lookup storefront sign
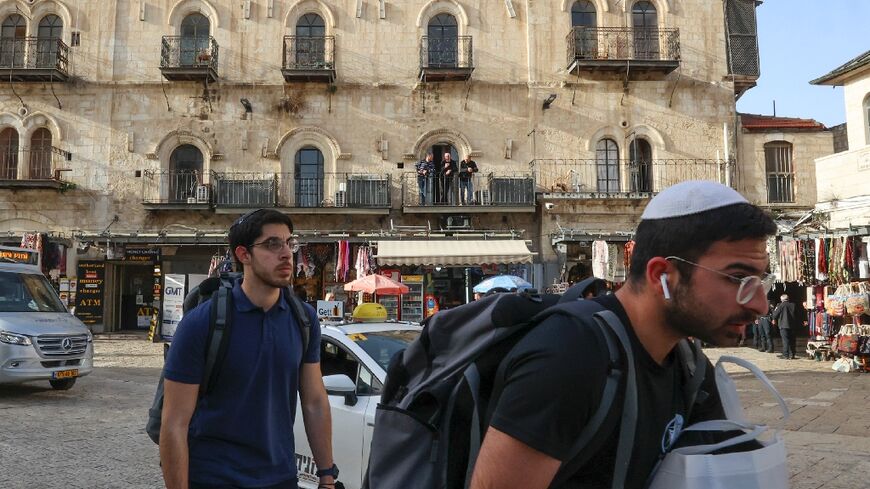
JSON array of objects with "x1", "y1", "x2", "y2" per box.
[
  {"x1": 0, "y1": 247, "x2": 37, "y2": 265},
  {"x1": 162, "y1": 274, "x2": 186, "y2": 339},
  {"x1": 74, "y1": 261, "x2": 105, "y2": 325},
  {"x1": 125, "y1": 247, "x2": 161, "y2": 262},
  {"x1": 316, "y1": 300, "x2": 344, "y2": 319}
]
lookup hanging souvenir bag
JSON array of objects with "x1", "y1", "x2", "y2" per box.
[
  {"x1": 836, "y1": 325, "x2": 860, "y2": 355},
  {"x1": 825, "y1": 285, "x2": 847, "y2": 317},
  {"x1": 845, "y1": 282, "x2": 869, "y2": 316},
  {"x1": 647, "y1": 357, "x2": 790, "y2": 489}
]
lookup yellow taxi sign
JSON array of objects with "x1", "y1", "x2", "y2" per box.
[{"x1": 352, "y1": 302, "x2": 388, "y2": 322}]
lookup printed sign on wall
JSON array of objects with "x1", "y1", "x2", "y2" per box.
[
  {"x1": 161, "y1": 274, "x2": 186, "y2": 339},
  {"x1": 74, "y1": 261, "x2": 105, "y2": 325}
]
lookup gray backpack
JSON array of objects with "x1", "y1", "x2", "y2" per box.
[
  {"x1": 363, "y1": 284, "x2": 707, "y2": 489},
  {"x1": 145, "y1": 274, "x2": 311, "y2": 444}
]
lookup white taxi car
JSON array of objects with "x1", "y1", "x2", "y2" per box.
[{"x1": 293, "y1": 316, "x2": 421, "y2": 489}]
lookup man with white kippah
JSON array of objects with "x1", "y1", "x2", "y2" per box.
[{"x1": 471, "y1": 181, "x2": 777, "y2": 489}]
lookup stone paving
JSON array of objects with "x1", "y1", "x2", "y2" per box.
[{"x1": 0, "y1": 339, "x2": 867, "y2": 488}]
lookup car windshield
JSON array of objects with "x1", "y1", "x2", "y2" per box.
[
  {"x1": 0, "y1": 271, "x2": 67, "y2": 313},
  {"x1": 349, "y1": 330, "x2": 419, "y2": 371}
]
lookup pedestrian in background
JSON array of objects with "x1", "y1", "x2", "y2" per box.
[
  {"x1": 416, "y1": 153, "x2": 434, "y2": 205},
  {"x1": 772, "y1": 294, "x2": 797, "y2": 359},
  {"x1": 439, "y1": 153, "x2": 457, "y2": 204},
  {"x1": 459, "y1": 155, "x2": 479, "y2": 205},
  {"x1": 756, "y1": 303, "x2": 774, "y2": 353}
]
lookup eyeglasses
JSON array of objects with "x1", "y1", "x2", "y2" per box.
[
  {"x1": 250, "y1": 237, "x2": 299, "y2": 253},
  {"x1": 665, "y1": 256, "x2": 775, "y2": 305}
]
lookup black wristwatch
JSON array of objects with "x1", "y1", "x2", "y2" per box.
[{"x1": 316, "y1": 463, "x2": 339, "y2": 479}]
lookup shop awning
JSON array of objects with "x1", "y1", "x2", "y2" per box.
[{"x1": 375, "y1": 240, "x2": 533, "y2": 267}]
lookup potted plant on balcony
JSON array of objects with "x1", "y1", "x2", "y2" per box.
[{"x1": 196, "y1": 50, "x2": 212, "y2": 65}]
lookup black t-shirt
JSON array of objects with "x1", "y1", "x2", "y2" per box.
[{"x1": 488, "y1": 294, "x2": 724, "y2": 489}]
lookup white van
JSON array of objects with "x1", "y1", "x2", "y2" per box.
[{"x1": 0, "y1": 252, "x2": 94, "y2": 390}]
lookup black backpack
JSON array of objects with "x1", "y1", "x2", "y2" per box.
[
  {"x1": 363, "y1": 279, "x2": 707, "y2": 489},
  {"x1": 145, "y1": 273, "x2": 312, "y2": 444}
]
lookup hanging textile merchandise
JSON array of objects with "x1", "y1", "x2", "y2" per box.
[{"x1": 775, "y1": 237, "x2": 864, "y2": 286}]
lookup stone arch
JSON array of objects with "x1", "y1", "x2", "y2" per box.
[
  {"x1": 0, "y1": 1, "x2": 31, "y2": 32},
  {"x1": 412, "y1": 128, "x2": 473, "y2": 160},
  {"x1": 21, "y1": 111, "x2": 62, "y2": 143},
  {"x1": 622, "y1": 0, "x2": 670, "y2": 15},
  {"x1": 0, "y1": 111, "x2": 24, "y2": 134},
  {"x1": 28, "y1": 0, "x2": 73, "y2": 44},
  {"x1": 0, "y1": 215, "x2": 55, "y2": 233},
  {"x1": 167, "y1": 0, "x2": 221, "y2": 30},
  {"x1": 626, "y1": 124, "x2": 666, "y2": 154},
  {"x1": 561, "y1": 0, "x2": 609, "y2": 14},
  {"x1": 586, "y1": 125, "x2": 624, "y2": 153},
  {"x1": 151, "y1": 131, "x2": 214, "y2": 179},
  {"x1": 284, "y1": 0, "x2": 337, "y2": 31},
  {"x1": 416, "y1": 0, "x2": 469, "y2": 33},
  {"x1": 276, "y1": 126, "x2": 344, "y2": 174}
]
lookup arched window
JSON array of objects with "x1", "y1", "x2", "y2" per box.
[
  {"x1": 0, "y1": 14, "x2": 26, "y2": 68},
  {"x1": 180, "y1": 13, "x2": 211, "y2": 66},
  {"x1": 628, "y1": 138, "x2": 652, "y2": 193},
  {"x1": 36, "y1": 15, "x2": 63, "y2": 69},
  {"x1": 632, "y1": 1, "x2": 659, "y2": 60},
  {"x1": 169, "y1": 144, "x2": 204, "y2": 203},
  {"x1": 571, "y1": 1, "x2": 597, "y2": 58},
  {"x1": 295, "y1": 146, "x2": 324, "y2": 207},
  {"x1": 0, "y1": 128, "x2": 18, "y2": 180},
  {"x1": 427, "y1": 13, "x2": 458, "y2": 68},
  {"x1": 295, "y1": 13, "x2": 326, "y2": 68},
  {"x1": 596, "y1": 138, "x2": 620, "y2": 193},
  {"x1": 29, "y1": 128, "x2": 52, "y2": 180},
  {"x1": 764, "y1": 141, "x2": 794, "y2": 203}
]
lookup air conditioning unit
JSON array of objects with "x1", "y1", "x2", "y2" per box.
[
  {"x1": 196, "y1": 185, "x2": 210, "y2": 203},
  {"x1": 444, "y1": 215, "x2": 471, "y2": 229},
  {"x1": 334, "y1": 190, "x2": 346, "y2": 207}
]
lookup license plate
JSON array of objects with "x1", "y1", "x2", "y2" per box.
[{"x1": 52, "y1": 369, "x2": 78, "y2": 379}]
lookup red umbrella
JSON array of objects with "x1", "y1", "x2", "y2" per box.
[{"x1": 344, "y1": 274, "x2": 409, "y2": 295}]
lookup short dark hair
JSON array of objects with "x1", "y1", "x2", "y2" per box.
[
  {"x1": 628, "y1": 203, "x2": 776, "y2": 283},
  {"x1": 227, "y1": 209, "x2": 294, "y2": 266}
]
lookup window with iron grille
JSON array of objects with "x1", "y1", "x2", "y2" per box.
[
  {"x1": 764, "y1": 141, "x2": 794, "y2": 203},
  {"x1": 725, "y1": 0, "x2": 759, "y2": 77}
]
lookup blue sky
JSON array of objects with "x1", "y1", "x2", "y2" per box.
[{"x1": 736, "y1": 0, "x2": 870, "y2": 127}]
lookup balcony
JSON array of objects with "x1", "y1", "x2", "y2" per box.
[
  {"x1": 160, "y1": 36, "x2": 219, "y2": 82},
  {"x1": 210, "y1": 172, "x2": 391, "y2": 214},
  {"x1": 142, "y1": 170, "x2": 212, "y2": 210},
  {"x1": 419, "y1": 36, "x2": 473, "y2": 82},
  {"x1": 0, "y1": 147, "x2": 71, "y2": 190},
  {"x1": 535, "y1": 159, "x2": 725, "y2": 198},
  {"x1": 566, "y1": 27, "x2": 680, "y2": 76},
  {"x1": 402, "y1": 172, "x2": 535, "y2": 213},
  {"x1": 282, "y1": 36, "x2": 335, "y2": 83},
  {"x1": 0, "y1": 38, "x2": 70, "y2": 82}
]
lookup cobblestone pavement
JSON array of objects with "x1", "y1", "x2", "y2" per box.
[{"x1": 0, "y1": 339, "x2": 867, "y2": 489}]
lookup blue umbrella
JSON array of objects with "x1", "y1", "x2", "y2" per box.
[{"x1": 473, "y1": 275, "x2": 533, "y2": 293}]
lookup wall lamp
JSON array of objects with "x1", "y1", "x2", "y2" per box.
[
  {"x1": 542, "y1": 93, "x2": 557, "y2": 110},
  {"x1": 240, "y1": 98, "x2": 253, "y2": 113}
]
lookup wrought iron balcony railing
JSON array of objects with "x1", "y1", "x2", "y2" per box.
[
  {"x1": 142, "y1": 169, "x2": 211, "y2": 206},
  {"x1": 420, "y1": 36, "x2": 473, "y2": 81},
  {"x1": 282, "y1": 35, "x2": 335, "y2": 81},
  {"x1": 0, "y1": 37, "x2": 69, "y2": 79},
  {"x1": 566, "y1": 27, "x2": 680, "y2": 70},
  {"x1": 535, "y1": 159, "x2": 727, "y2": 197},
  {"x1": 277, "y1": 172, "x2": 391, "y2": 208},
  {"x1": 160, "y1": 35, "x2": 219, "y2": 81},
  {"x1": 402, "y1": 172, "x2": 535, "y2": 207},
  {"x1": 214, "y1": 172, "x2": 277, "y2": 207}
]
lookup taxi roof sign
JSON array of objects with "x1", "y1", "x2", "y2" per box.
[
  {"x1": 352, "y1": 302, "x2": 388, "y2": 322},
  {"x1": 0, "y1": 246, "x2": 38, "y2": 265}
]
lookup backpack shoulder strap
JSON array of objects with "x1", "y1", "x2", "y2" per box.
[
  {"x1": 200, "y1": 279, "x2": 234, "y2": 397},
  {"x1": 548, "y1": 307, "x2": 637, "y2": 489},
  {"x1": 285, "y1": 288, "x2": 312, "y2": 360},
  {"x1": 676, "y1": 338, "x2": 708, "y2": 419}
]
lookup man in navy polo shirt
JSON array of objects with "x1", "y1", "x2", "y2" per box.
[{"x1": 160, "y1": 209, "x2": 336, "y2": 489}]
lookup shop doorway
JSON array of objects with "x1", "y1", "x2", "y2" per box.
[
  {"x1": 430, "y1": 143, "x2": 458, "y2": 205},
  {"x1": 112, "y1": 264, "x2": 156, "y2": 332}
]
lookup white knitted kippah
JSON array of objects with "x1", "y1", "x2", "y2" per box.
[{"x1": 640, "y1": 180, "x2": 749, "y2": 220}]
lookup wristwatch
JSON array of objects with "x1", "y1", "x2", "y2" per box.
[{"x1": 316, "y1": 463, "x2": 339, "y2": 479}]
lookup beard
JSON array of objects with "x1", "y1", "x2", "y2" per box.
[
  {"x1": 664, "y1": 281, "x2": 757, "y2": 347},
  {"x1": 249, "y1": 260, "x2": 293, "y2": 289}
]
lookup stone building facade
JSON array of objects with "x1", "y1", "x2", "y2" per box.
[{"x1": 0, "y1": 0, "x2": 762, "y2": 330}]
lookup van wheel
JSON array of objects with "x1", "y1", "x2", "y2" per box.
[{"x1": 49, "y1": 378, "x2": 76, "y2": 390}]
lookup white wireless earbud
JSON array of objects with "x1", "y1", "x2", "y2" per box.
[{"x1": 660, "y1": 273, "x2": 671, "y2": 300}]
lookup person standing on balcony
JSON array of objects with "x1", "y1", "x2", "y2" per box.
[
  {"x1": 439, "y1": 152, "x2": 457, "y2": 204},
  {"x1": 416, "y1": 153, "x2": 435, "y2": 205},
  {"x1": 459, "y1": 155, "x2": 479, "y2": 205}
]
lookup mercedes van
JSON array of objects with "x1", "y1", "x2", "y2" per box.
[{"x1": 0, "y1": 251, "x2": 93, "y2": 390}]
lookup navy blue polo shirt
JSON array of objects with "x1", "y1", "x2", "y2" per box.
[{"x1": 164, "y1": 279, "x2": 320, "y2": 488}]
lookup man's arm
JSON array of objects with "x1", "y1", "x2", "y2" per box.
[
  {"x1": 160, "y1": 379, "x2": 199, "y2": 489},
  {"x1": 470, "y1": 427, "x2": 562, "y2": 489},
  {"x1": 299, "y1": 361, "x2": 335, "y2": 487}
]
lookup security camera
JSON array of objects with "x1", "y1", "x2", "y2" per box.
[{"x1": 544, "y1": 203, "x2": 556, "y2": 210}]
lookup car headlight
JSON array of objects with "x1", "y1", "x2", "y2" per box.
[
  {"x1": 86, "y1": 331, "x2": 93, "y2": 343},
  {"x1": 0, "y1": 331, "x2": 32, "y2": 346}
]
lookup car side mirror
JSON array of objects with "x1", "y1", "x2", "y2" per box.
[{"x1": 323, "y1": 374, "x2": 358, "y2": 406}]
